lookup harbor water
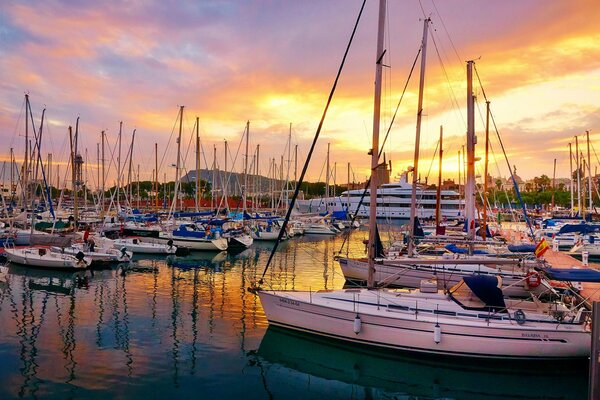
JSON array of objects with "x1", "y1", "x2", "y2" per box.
[{"x1": 0, "y1": 229, "x2": 588, "y2": 399}]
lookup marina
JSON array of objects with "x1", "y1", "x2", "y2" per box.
[{"x1": 0, "y1": 0, "x2": 599, "y2": 398}]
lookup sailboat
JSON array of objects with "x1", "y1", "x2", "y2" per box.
[{"x1": 255, "y1": 2, "x2": 590, "y2": 359}]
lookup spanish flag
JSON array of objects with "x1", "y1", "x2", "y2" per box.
[{"x1": 534, "y1": 237, "x2": 549, "y2": 258}]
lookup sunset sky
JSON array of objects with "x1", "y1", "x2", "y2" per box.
[{"x1": 1, "y1": 0, "x2": 599, "y2": 189}]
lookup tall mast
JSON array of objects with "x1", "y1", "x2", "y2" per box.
[
  {"x1": 196, "y1": 116, "x2": 201, "y2": 212},
  {"x1": 347, "y1": 162, "x2": 351, "y2": 214},
  {"x1": 128, "y1": 129, "x2": 136, "y2": 208},
  {"x1": 224, "y1": 139, "x2": 228, "y2": 209},
  {"x1": 457, "y1": 149, "x2": 461, "y2": 215},
  {"x1": 256, "y1": 144, "x2": 260, "y2": 211},
  {"x1": 154, "y1": 142, "x2": 158, "y2": 209},
  {"x1": 137, "y1": 164, "x2": 140, "y2": 209},
  {"x1": 435, "y1": 126, "x2": 443, "y2": 231},
  {"x1": 551, "y1": 158, "x2": 557, "y2": 210},
  {"x1": 175, "y1": 106, "x2": 184, "y2": 212},
  {"x1": 10, "y1": 148, "x2": 14, "y2": 203},
  {"x1": 286, "y1": 123, "x2": 292, "y2": 209},
  {"x1": 212, "y1": 144, "x2": 217, "y2": 209},
  {"x1": 69, "y1": 126, "x2": 78, "y2": 224},
  {"x1": 117, "y1": 121, "x2": 123, "y2": 211},
  {"x1": 465, "y1": 60, "x2": 477, "y2": 251},
  {"x1": 587, "y1": 130, "x2": 593, "y2": 214},
  {"x1": 101, "y1": 131, "x2": 106, "y2": 216},
  {"x1": 243, "y1": 121, "x2": 250, "y2": 214},
  {"x1": 407, "y1": 17, "x2": 430, "y2": 257},
  {"x1": 482, "y1": 101, "x2": 490, "y2": 240},
  {"x1": 96, "y1": 142, "x2": 100, "y2": 206},
  {"x1": 326, "y1": 142, "x2": 330, "y2": 199},
  {"x1": 569, "y1": 143, "x2": 574, "y2": 216},
  {"x1": 23, "y1": 94, "x2": 29, "y2": 206},
  {"x1": 576, "y1": 136, "x2": 581, "y2": 214},
  {"x1": 367, "y1": 0, "x2": 386, "y2": 288}
]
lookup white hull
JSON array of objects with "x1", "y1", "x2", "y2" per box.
[
  {"x1": 339, "y1": 257, "x2": 550, "y2": 298},
  {"x1": 226, "y1": 234, "x2": 254, "y2": 249},
  {"x1": 159, "y1": 233, "x2": 228, "y2": 251},
  {"x1": 113, "y1": 238, "x2": 177, "y2": 254},
  {"x1": 251, "y1": 229, "x2": 287, "y2": 241},
  {"x1": 51, "y1": 245, "x2": 132, "y2": 263},
  {"x1": 5, "y1": 247, "x2": 90, "y2": 270},
  {"x1": 258, "y1": 289, "x2": 589, "y2": 359},
  {"x1": 303, "y1": 224, "x2": 340, "y2": 235}
]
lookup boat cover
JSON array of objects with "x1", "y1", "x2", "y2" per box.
[
  {"x1": 543, "y1": 268, "x2": 600, "y2": 283},
  {"x1": 557, "y1": 223, "x2": 600, "y2": 235},
  {"x1": 507, "y1": 244, "x2": 536, "y2": 253},
  {"x1": 463, "y1": 275, "x2": 506, "y2": 311},
  {"x1": 444, "y1": 243, "x2": 488, "y2": 255}
]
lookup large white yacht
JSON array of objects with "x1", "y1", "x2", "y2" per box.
[{"x1": 296, "y1": 170, "x2": 463, "y2": 219}]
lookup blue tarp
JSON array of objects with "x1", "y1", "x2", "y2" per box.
[
  {"x1": 463, "y1": 275, "x2": 506, "y2": 311},
  {"x1": 543, "y1": 268, "x2": 600, "y2": 283},
  {"x1": 507, "y1": 244, "x2": 536, "y2": 253},
  {"x1": 445, "y1": 243, "x2": 488, "y2": 255},
  {"x1": 173, "y1": 211, "x2": 215, "y2": 218},
  {"x1": 557, "y1": 224, "x2": 600, "y2": 235}
]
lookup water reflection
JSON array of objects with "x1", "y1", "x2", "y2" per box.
[
  {"x1": 0, "y1": 230, "x2": 590, "y2": 399},
  {"x1": 256, "y1": 327, "x2": 588, "y2": 400}
]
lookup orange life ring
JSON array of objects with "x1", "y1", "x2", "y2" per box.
[{"x1": 525, "y1": 271, "x2": 541, "y2": 288}]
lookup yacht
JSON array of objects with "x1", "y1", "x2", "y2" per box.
[{"x1": 296, "y1": 170, "x2": 463, "y2": 220}]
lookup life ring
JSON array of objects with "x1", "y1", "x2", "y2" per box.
[{"x1": 525, "y1": 271, "x2": 541, "y2": 288}]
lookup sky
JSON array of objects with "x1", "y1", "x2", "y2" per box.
[{"x1": 1, "y1": 0, "x2": 599, "y2": 190}]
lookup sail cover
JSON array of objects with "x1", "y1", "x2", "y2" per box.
[
  {"x1": 543, "y1": 268, "x2": 600, "y2": 283},
  {"x1": 460, "y1": 275, "x2": 506, "y2": 312}
]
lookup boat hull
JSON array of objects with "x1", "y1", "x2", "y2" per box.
[
  {"x1": 257, "y1": 290, "x2": 589, "y2": 360},
  {"x1": 5, "y1": 248, "x2": 89, "y2": 270}
]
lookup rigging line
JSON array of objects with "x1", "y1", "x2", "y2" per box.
[
  {"x1": 258, "y1": 0, "x2": 367, "y2": 282},
  {"x1": 429, "y1": 27, "x2": 466, "y2": 129},
  {"x1": 157, "y1": 108, "x2": 181, "y2": 179},
  {"x1": 473, "y1": 65, "x2": 534, "y2": 237},
  {"x1": 336, "y1": 45, "x2": 422, "y2": 255},
  {"x1": 430, "y1": 0, "x2": 462, "y2": 64}
]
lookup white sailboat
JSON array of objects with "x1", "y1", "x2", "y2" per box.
[
  {"x1": 5, "y1": 247, "x2": 91, "y2": 270},
  {"x1": 113, "y1": 237, "x2": 178, "y2": 254},
  {"x1": 255, "y1": 4, "x2": 591, "y2": 359}
]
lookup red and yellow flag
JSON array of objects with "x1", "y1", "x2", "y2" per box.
[{"x1": 534, "y1": 237, "x2": 549, "y2": 258}]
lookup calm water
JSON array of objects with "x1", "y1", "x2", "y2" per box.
[{"x1": 0, "y1": 230, "x2": 589, "y2": 399}]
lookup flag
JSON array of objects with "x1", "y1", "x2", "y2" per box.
[{"x1": 534, "y1": 237, "x2": 549, "y2": 258}]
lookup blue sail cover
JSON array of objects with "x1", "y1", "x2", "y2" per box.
[
  {"x1": 463, "y1": 275, "x2": 506, "y2": 311},
  {"x1": 507, "y1": 244, "x2": 536, "y2": 253},
  {"x1": 543, "y1": 268, "x2": 600, "y2": 283},
  {"x1": 557, "y1": 223, "x2": 600, "y2": 235},
  {"x1": 445, "y1": 243, "x2": 488, "y2": 254}
]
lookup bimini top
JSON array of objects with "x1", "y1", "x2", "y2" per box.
[{"x1": 450, "y1": 275, "x2": 506, "y2": 312}]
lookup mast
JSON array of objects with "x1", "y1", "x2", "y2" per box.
[
  {"x1": 326, "y1": 142, "x2": 330, "y2": 199},
  {"x1": 174, "y1": 106, "x2": 184, "y2": 212},
  {"x1": 69, "y1": 126, "x2": 78, "y2": 224},
  {"x1": 256, "y1": 144, "x2": 260, "y2": 211},
  {"x1": 576, "y1": 136, "x2": 581, "y2": 214},
  {"x1": 196, "y1": 116, "x2": 201, "y2": 212},
  {"x1": 137, "y1": 164, "x2": 140, "y2": 209},
  {"x1": 569, "y1": 142, "x2": 574, "y2": 216},
  {"x1": 128, "y1": 129, "x2": 136, "y2": 208},
  {"x1": 407, "y1": 17, "x2": 430, "y2": 256},
  {"x1": 465, "y1": 61, "x2": 477, "y2": 251},
  {"x1": 347, "y1": 162, "x2": 351, "y2": 215},
  {"x1": 367, "y1": 0, "x2": 386, "y2": 288},
  {"x1": 587, "y1": 130, "x2": 593, "y2": 214},
  {"x1": 551, "y1": 158, "x2": 557, "y2": 210},
  {"x1": 435, "y1": 126, "x2": 443, "y2": 231},
  {"x1": 457, "y1": 149, "x2": 461, "y2": 215},
  {"x1": 154, "y1": 142, "x2": 158, "y2": 209},
  {"x1": 212, "y1": 144, "x2": 217, "y2": 209},
  {"x1": 23, "y1": 94, "x2": 29, "y2": 206},
  {"x1": 101, "y1": 131, "x2": 106, "y2": 216},
  {"x1": 482, "y1": 101, "x2": 490, "y2": 240},
  {"x1": 224, "y1": 139, "x2": 228, "y2": 209},
  {"x1": 117, "y1": 121, "x2": 123, "y2": 211},
  {"x1": 96, "y1": 142, "x2": 100, "y2": 207},
  {"x1": 243, "y1": 120, "x2": 250, "y2": 214},
  {"x1": 10, "y1": 148, "x2": 14, "y2": 203}
]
